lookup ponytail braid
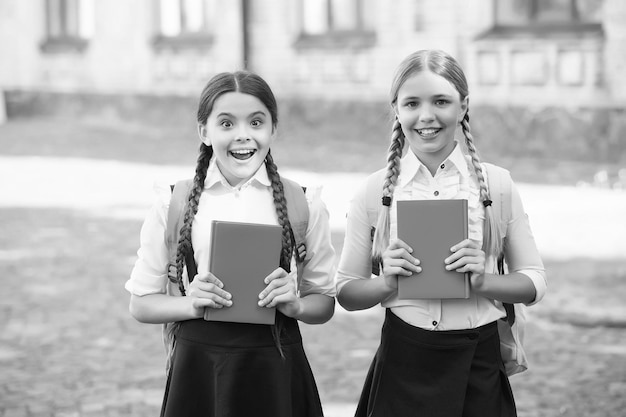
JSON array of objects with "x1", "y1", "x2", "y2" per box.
[
  {"x1": 173, "y1": 143, "x2": 213, "y2": 295},
  {"x1": 460, "y1": 112, "x2": 503, "y2": 257},
  {"x1": 372, "y1": 118, "x2": 405, "y2": 266}
]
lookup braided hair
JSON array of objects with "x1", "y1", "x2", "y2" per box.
[{"x1": 372, "y1": 49, "x2": 502, "y2": 263}]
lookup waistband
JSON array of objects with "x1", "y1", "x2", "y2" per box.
[
  {"x1": 383, "y1": 308, "x2": 498, "y2": 346},
  {"x1": 176, "y1": 313, "x2": 302, "y2": 348}
]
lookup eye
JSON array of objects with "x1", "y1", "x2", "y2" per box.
[
  {"x1": 220, "y1": 119, "x2": 233, "y2": 128},
  {"x1": 250, "y1": 119, "x2": 263, "y2": 128},
  {"x1": 405, "y1": 101, "x2": 418, "y2": 108},
  {"x1": 435, "y1": 99, "x2": 450, "y2": 107}
]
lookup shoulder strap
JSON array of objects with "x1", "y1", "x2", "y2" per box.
[
  {"x1": 365, "y1": 169, "x2": 386, "y2": 275},
  {"x1": 483, "y1": 163, "x2": 516, "y2": 325},
  {"x1": 365, "y1": 169, "x2": 386, "y2": 221},
  {"x1": 281, "y1": 177, "x2": 310, "y2": 286},
  {"x1": 166, "y1": 179, "x2": 195, "y2": 290},
  {"x1": 483, "y1": 163, "x2": 512, "y2": 233}
]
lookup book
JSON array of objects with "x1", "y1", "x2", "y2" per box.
[
  {"x1": 204, "y1": 220, "x2": 282, "y2": 325},
  {"x1": 396, "y1": 199, "x2": 470, "y2": 299}
]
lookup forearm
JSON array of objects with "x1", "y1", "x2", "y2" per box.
[
  {"x1": 472, "y1": 272, "x2": 536, "y2": 304},
  {"x1": 291, "y1": 294, "x2": 335, "y2": 324},
  {"x1": 337, "y1": 277, "x2": 395, "y2": 311},
  {"x1": 129, "y1": 293, "x2": 197, "y2": 324}
]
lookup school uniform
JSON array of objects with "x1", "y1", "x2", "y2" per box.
[
  {"x1": 126, "y1": 158, "x2": 336, "y2": 417},
  {"x1": 336, "y1": 143, "x2": 546, "y2": 417}
]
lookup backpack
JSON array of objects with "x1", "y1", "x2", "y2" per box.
[
  {"x1": 364, "y1": 163, "x2": 528, "y2": 377},
  {"x1": 161, "y1": 177, "x2": 310, "y2": 374}
]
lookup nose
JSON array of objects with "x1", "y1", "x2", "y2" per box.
[
  {"x1": 418, "y1": 104, "x2": 435, "y2": 123},
  {"x1": 235, "y1": 126, "x2": 251, "y2": 141}
]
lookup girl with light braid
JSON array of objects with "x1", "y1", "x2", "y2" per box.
[
  {"x1": 336, "y1": 50, "x2": 547, "y2": 417},
  {"x1": 125, "y1": 71, "x2": 336, "y2": 417}
]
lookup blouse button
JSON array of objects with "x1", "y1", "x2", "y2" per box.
[
  {"x1": 434, "y1": 191, "x2": 439, "y2": 196},
  {"x1": 440, "y1": 164, "x2": 445, "y2": 170},
  {"x1": 432, "y1": 320, "x2": 438, "y2": 326}
]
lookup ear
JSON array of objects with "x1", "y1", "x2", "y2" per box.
[
  {"x1": 459, "y1": 96, "x2": 469, "y2": 123},
  {"x1": 392, "y1": 103, "x2": 399, "y2": 119},
  {"x1": 198, "y1": 123, "x2": 210, "y2": 146}
]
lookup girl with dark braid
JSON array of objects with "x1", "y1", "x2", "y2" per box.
[
  {"x1": 126, "y1": 71, "x2": 336, "y2": 417},
  {"x1": 335, "y1": 50, "x2": 546, "y2": 416}
]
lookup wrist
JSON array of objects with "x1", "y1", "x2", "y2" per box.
[{"x1": 470, "y1": 272, "x2": 492, "y2": 296}]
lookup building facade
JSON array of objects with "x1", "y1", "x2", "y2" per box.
[
  {"x1": 1, "y1": 0, "x2": 625, "y2": 163},
  {"x1": 1, "y1": 0, "x2": 624, "y2": 105}
]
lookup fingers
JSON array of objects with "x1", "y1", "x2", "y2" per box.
[
  {"x1": 382, "y1": 239, "x2": 421, "y2": 277},
  {"x1": 258, "y1": 268, "x2": 296, "y2": 308},
  {"x1": 445, "y1": 240, "x2": 485, "y2": 274},
  {"x1": 188, "y1": 272, "x2": 232, "y2": 308}
]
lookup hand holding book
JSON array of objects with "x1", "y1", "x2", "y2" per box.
[
  {"x1": 186, "y1": 272, "x2": 232, "y2": 316},
  {"x1": 444, "y1": 238, "x2": 487, "y2": 288},
  {"x1": 257, "y1": 267, "x2": 302, "y2": 318}
]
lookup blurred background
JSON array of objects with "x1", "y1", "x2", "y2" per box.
[{"x1": 0, "y1": 0, "x2": 625, "y2": 416}]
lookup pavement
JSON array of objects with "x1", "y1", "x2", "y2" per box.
[{"x1": 1, "y1": 155, "x2": 625, "y2": 417}]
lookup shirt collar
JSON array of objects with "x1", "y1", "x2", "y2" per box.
[
  {"x1": 204, "y1": 156, "x2": 272, "y2": 190},
  {"x1": 397, "y1": 141, "x2": 470, "y2": 187}
]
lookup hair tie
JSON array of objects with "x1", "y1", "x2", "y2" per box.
[
  {"x1": 482, "y1": 199, "x2": 492, "y2": 207},
  {"x1": 382, "y1": 196, "x2": 391, "y2": 207}
]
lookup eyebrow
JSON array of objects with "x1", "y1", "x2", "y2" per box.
[
  {"x1": 216, "y1": 111, "x2": 268, "y2": 118},
  {"x1": 401, "y1": 94, "x2": 453, "y2": 100}
]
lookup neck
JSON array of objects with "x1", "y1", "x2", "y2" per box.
[{"x1": 412, "y1": 143, "x2": 456, "y2": 177}]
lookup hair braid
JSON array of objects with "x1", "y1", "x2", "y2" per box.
[
  {"x1": 460, "y1": 112, "x2": 502, "y2": 257},
  {"x1": 372, "y1": 118, "x2": 405, "y2": 266},
  {"x1": 264, "y1": 151, "x2": 294, "y2": 272},
  {"x1": 264, "y1": 150, "x2": 294, "y2": 358},
  {"x1": 174, "y1": 143, "x2": 213, "y2": 295}
]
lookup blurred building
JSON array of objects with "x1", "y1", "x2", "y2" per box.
[
  {"x1": 1, "y1": 0, "x2": 624, "y2": 104},
  {"x1": 1, "y1": 0, "x2": 625, "y2": 161}
]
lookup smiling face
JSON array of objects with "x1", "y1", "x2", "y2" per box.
[
  {"x1": 395, "y1": 69, "x2": 468, "y2": 168},
  {"x1": 199, "y1": 91, "x2": 275, "y2": 187}
]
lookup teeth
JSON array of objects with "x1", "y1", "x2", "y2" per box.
[
  {"x1": 231, "y1": 149, "x2": 254, "y2": 155},
  {"x1": 418, "y1": 128, "x2": 439, "y2": 135}
]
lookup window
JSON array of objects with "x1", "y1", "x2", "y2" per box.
[
  {"x1": 154, "y1": 0, "x2": 216, "y2": 49},
  {"x1": 298, "y1": 0, "x2": 376, "y2": 48},
  {"x1": 42, "y1": 0, "x2": 94, "y2": 53},
  {"x1": 495, "y1": 0, "x2": 602, "y2": 29}
]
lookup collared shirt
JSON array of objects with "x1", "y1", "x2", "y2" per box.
[
  {"x1": 126, "y1": 158, "x2": 337, "y2": 298},
  {"x1": 336, "y1": 144, "x2": 546, "y2": 330}
]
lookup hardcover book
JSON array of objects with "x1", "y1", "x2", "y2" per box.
[
  {"x1": 204, "y1": 220, "x2": 282, "y2": 324},
  {"x1": 396, "y1": 199, "x2": 470, "y2": 299}
]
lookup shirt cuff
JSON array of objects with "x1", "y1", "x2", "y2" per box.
[{"x1": 518, "y1": 269, "x2": 547, "y2": 306}]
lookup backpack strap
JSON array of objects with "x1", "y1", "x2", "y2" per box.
[
  {"x1": 484, "y1": 163, "x2": 516, "y2": 325},
  {"x1": 364, "y1": 169, "x2": 387, "y2": 275},
  {"x1": 166, "y1": 179, "x2": 195, "y2": 292},
  {"x1": 281, "y1": 177, "x2": 310, "y2": 287}
]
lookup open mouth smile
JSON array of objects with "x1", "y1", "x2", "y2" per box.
[
  {"x1": 416, "y1": 128, "x2": 442, "y2": 138},
  {"x1": 229, "y1": 149, "x2": 257, "y2": 160}
]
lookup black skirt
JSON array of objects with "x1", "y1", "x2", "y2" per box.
[
  {"x1": 161, "y1": 313, "x2": 324, "y2": 417},
  {"x1": 355, "y1": 309, "x2": 516, "y2": 417}
]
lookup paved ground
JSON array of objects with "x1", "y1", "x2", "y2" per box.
[{"x1": 1, "y1": 156, "x2": 625, "y2": 417}]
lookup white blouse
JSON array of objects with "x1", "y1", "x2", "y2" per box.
[
  {"x1": 336, "y1": 144, "x2": 547, "y2": 330},
  {"x1": 126, "y1": 158, "x2": 337, "y2": 298}
]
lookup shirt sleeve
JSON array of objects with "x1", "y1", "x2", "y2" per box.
[
  {"x1": 297, "y1": 186, "x2": 338, "y2": 297},
  {"x1": 504, "y1": 180, "x2": 547, "y2": 306},
  {"x1": 124, "y1": 182, "x2": 171, "y2": 296},
  {"x1": 335, "y1": 179, "x2": 374, "y2": 295}
]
